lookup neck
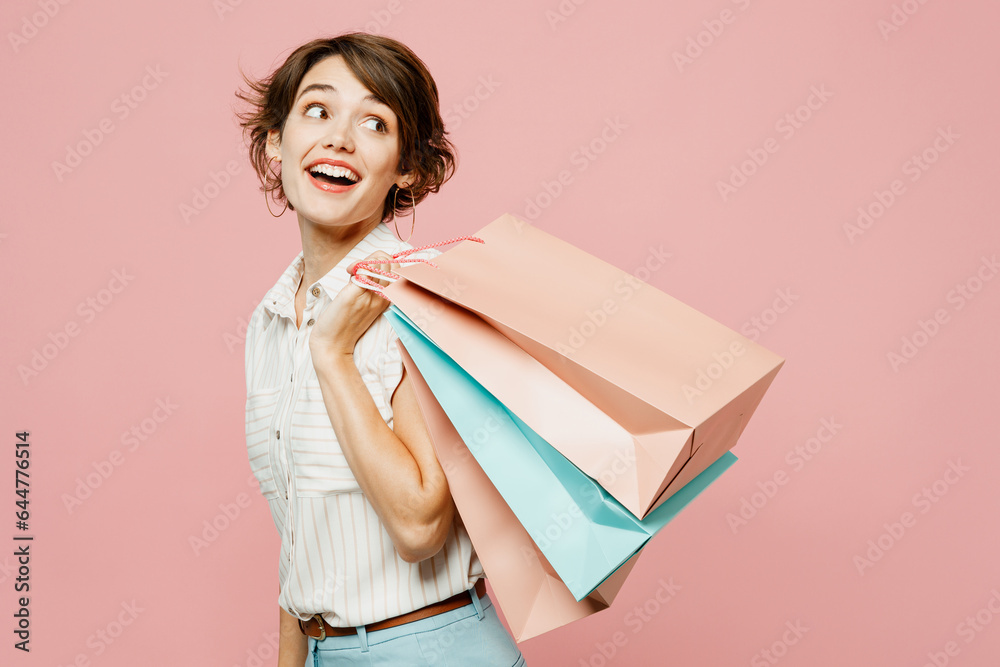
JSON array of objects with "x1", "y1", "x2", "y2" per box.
[{"x1": 297, "y1": 213, "x2": 381, "y2": 287}]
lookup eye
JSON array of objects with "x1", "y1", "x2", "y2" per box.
[
  {"x1": 361, "y1": 117, "x2": 388, "y2": 133},
  {"x1": 303, "y1": 103, "x2": 326, "y2": 119}
]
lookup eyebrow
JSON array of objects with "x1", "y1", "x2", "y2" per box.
[{"x1": 296, "y1": 83, "x2": 388, "y2": 108}]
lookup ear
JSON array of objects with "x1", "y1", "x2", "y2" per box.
[
  {"x1": 395, "y1": 170, "x2": 412, "y2": 190},
  {"x1": 265, "y1": 128, "x2": 281, "y2": 162},
  {"x1": 395, "y1": 155, "x2": 414, "y2": 189}
]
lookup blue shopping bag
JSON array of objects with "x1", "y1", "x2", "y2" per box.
[{"x1": 384, "y1": 305, "x2": 737, "y2": 601}]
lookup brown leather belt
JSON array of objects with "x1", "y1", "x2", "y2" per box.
[{"x1": 298, "y1": 578, "x2": 486, "y2": 640}]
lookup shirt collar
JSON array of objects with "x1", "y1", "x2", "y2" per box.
[{"x1": 262, "y1": 222, "x2": 403, "y2": 321}]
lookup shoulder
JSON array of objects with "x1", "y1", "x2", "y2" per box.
[{"x1": 246, "y1": 297, "x2": 271, "y2": 341}]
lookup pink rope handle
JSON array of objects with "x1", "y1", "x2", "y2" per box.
[{"x1": 349, "y1": 235, "x2": 486, "y2": 301}]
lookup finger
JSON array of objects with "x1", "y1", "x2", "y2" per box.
[
  {"x1": 374, "y1": 252, "x2": 394, "y2": 287},
  {"x1": 353, "y1": 252, "x2": 392, "y2": 288},
  {"x1": 352, "y1": 256, "x2": 379, "y2": 284}
]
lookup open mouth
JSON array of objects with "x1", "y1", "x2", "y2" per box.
[
  {"x1": 311, "y1": 172, "x2": 356, "y2": 186},
  {"x1": 307, "y1": 163, "x2": 361, "y2": 190}
]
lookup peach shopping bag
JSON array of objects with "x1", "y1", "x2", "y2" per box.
[{"x1": 381, "y1": 213, "x2": 784, "y2": 520}]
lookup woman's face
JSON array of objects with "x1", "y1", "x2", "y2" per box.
[{"x1": 266, "y1": 55, "x2": 407, "y2": 229}]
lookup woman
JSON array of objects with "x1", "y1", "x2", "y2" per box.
[{"x1": 235, "y1": 33, "x2": 526, "y2": 666}]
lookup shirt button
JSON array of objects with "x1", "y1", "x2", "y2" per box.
[
  {"x1": 276, "y1": 429, "x2": 280, "y2": 439},
  {"x1": 311, "y1": 287, "x2": 321, "y2": 297},
  {"x1": 307, "y1": 318, "x2": 315, "y2": 326}
]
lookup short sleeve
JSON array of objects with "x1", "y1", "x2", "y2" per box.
[{"x1": 244, "y1": 302, "x2": 263, "y2": 396}]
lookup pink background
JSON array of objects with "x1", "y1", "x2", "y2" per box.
[{"x1": 3, "y1": 0, "x2": 999, "y2": 665}]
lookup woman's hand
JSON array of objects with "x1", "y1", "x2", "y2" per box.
[{"x1": 308, "y1": 250, "x2": 398, "y2": 360}]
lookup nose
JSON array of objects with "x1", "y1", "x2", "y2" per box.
[{"x1": 324, "y1": 115, "x2": 355, "y2": 152}]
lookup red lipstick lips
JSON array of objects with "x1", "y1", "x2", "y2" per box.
[{"x1": 306, "y1": 158, "x2": 361, "y2": 194}]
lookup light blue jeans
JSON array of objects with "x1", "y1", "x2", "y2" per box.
[{"x1": 307, "y1": 587, "x2": 526, "y2": 666}]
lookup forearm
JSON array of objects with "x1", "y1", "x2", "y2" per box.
[
  {"x1": 278, "y1": 606, "x2": 308, "y2": 666},
  {"x1": 312, "y1": 350, "x2": 448, "y2": 560}
]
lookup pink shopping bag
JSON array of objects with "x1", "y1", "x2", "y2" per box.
[
  {"x1": 381, "y1": 213, "x2": 784, "y2": 520},
  {"x1": 398, "y1": 342, "x2": 639, "y2": 641}
]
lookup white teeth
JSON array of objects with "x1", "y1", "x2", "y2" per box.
[{"x1": 308, "y1": 163, "x2": 359, "y2": 182}]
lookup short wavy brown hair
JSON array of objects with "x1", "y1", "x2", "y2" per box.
[{"x1": 234, "y1": 33, "x2": 456, "y2": 220}]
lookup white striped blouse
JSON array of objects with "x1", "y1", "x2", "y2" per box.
[{"x1": 244, "y1": 221, "x2": 483, "y2": 627}]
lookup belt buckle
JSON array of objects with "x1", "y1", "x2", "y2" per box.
[{"x1": 299, "y1": 614, "x2": 327, "y2": 640}]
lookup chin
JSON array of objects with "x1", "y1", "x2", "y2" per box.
[{"x1": 303, "y1": 205, "x2": 378, "y2": 228}]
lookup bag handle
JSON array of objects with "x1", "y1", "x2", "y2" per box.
[{"x1": 349, "y1": 235, "x2": 485, "y2": 300}]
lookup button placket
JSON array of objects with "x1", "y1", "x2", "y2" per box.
[
  {"x1": 272, "y1": 383, "x2": 292, "y2": 503},
  {"x1": 306, "y1": 284, "x2": 320, "y2": 329},
  {"x1": 270, "y1": 310, "x2": 300, "y2": 563},
  {"x1": 283, "y1": 310, "x2": 318, "y2": 571}
]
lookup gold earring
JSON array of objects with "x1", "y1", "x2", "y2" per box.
[
  {"x1": 392, "y1": 185, "x2": 416, "y2": 243},
  {"x1": 265, "y1": 156, "x2": 288, "y2": 218}
]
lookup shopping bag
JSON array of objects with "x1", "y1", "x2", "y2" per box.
[
  {"x1": 398, "y1": 341, "x2": 642, "y2": 641},
  {"x1": 383, "y1": 306, "x2": 738, "y2": 601},
  {"x1": 382, "y1": 213, "x2": 783, "y2": 520}
]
